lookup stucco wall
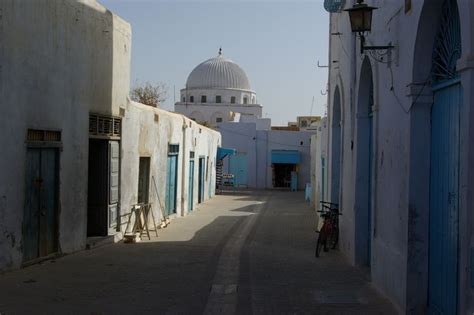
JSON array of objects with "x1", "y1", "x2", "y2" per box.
[
  {"x1": 0, "y1": 0, "x2": 130, "y2": 271},
  {"x1": 120, "y1": 101, "x2": 221, "y2": 230},
  {"x1": 175, "y1": 102, "x2": 262, "y2": 127}
]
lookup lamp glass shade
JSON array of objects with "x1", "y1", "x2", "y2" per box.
[{"x1": 345, "y1": 4, "x2": 377, "y2": 33}]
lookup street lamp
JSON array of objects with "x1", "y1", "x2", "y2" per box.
[{"x1": 345, "y1": 0, "x2": 394, "y2": 55}]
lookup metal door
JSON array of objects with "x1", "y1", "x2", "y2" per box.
[
  {"x1": 165, "y1": 154, "x2": 178, "y2": 216},
  {"x1": 229, "y1": 153, "x2": 248, "y2": 187},
  {"x1": 188, "y1": 160, "x2": 194, "y2": 211},
  {"x1": 198, "y1": 157, "x2": 205, "y2": 203},
  {"x1": 23, "y1": 148, "x2": 58, "y2": 262},
  {"x1": 428, "y1": 81, "x2": 461, "y2": 315}
]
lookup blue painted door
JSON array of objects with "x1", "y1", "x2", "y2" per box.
[
  {"x1": 367, "y1": 110, "x2": 373, "y2": 266},
  {"x1": 23, "y1": 148, "x2": 58, "y2": 262},
  {"x1": 188, "y1": 160, "x2": 194, "y2": 211},
  {"x1": 229, "y1": 153, "x2": 248, "y2": 187},
  {"x1": 428, "y1": 80, "x2": 461, "y2": 315},
  {"x1": 428, "y1": 1, "x2": 461, "y2": 313},
  {"x1": 165, "y1": 155, "x2": 178, "y2": 216},
  {"x1": 198, "y1": 158, "x2": 205, "y2": 203}
]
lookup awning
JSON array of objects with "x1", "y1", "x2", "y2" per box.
[
  {"x1": 271, "y1": 150, "x2": 301, "y2": 164},
  {"x1": 217, "y1": 147, "x2": 236, "y2": 160}
]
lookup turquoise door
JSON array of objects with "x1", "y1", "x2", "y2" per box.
[
  {"x1": 188, "y1": 160, "x2": 194, "y2": 211},
  {"x1": 165, "y1": 154, "x2": 178, "y2": 216},
  {"x1": 428, "y1": 1, "x2": 461, "y2": 313},
  {"x1": 198, "y1": 157, "x2": 205, "y2": 203},
  {"x1": 229, "y1": 153, "x2": 248, "y2": 187}
]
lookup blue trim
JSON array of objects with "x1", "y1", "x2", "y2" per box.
[
  {"x1": 217, "y1": 147, "x2": 236, "y2": 160},
  {"x1": 271, "y1": 150, "x2": 300, "y2": 164}
]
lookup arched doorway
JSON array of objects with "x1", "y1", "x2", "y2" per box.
[
  {"x1": 428, "y1": 0, "x2": 462, "y2": 313},
  {"x1": 354, "y1": 57, "x2": 374, "y2": 267},
  {"x1": 331, "y1": 87, "x2": 342, "y2": 205}
]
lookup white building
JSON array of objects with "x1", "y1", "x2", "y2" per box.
[
  {"x1": 0, "y1": 0, "x2": 220, "y2": 272},
  {"x1": 322, "y1": 0, "x2": 474, "y2": 313},
  {"x1": 175, "y1": 52, "x2": 316, "y2": 190},
  {"x1": 175, "y1": 50, "x2": 262, "y2": 127}
]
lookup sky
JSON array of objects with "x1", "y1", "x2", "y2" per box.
[{"x1": 99, "y1": 0, "x2": 329, "y2": 125}]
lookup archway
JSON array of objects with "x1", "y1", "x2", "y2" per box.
[
  {"x1": 354, "y1": 57, "x2": 374, "y2": 268},
  {"x1": 330, "y1": 87, "x2": 342, "y2": 205}
]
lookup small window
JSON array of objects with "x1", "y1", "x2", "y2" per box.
[
  {"x1": 201, "y1": 95, "x2": 207, "y2": 103},
  {"x1": 216, "y1": 117, "x2": 223, "y2": 123},
  {"x1": 182, "y1": 96, "x2": 186, "y2": 102},
  {"x1": 301, "y1": 120, "x2": 308, "y2": 127},
  {"x1": 216, "y1": 95, "x2": 222, "y2": 103},
  {"x1": 190, "y1": 96, "x2": 194, "y2": 103},
  {"x1": 231, "y1": 96, "x2": 236, "y2": 104},
  {"x1": 243, "y1": 97, "x2": 248, "y2": 104},
  {"x1": 168, "y1": 144, "x2": 179, "y2": 155}
]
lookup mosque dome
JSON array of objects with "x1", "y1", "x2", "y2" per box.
[{"x1": 186, "y1": 51, "x2": 251, "y2": 90}]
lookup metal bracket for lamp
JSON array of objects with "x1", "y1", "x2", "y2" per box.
[{"x1": 359, "y1": 34, "x2": 394, "y2": 55}]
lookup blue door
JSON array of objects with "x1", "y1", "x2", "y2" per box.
[
  {"x1": 23, "y1": 148, "x2": 58, "y2": 262},
  {"x1": 198, "y1": 157, "x2": 205, "y2": 203},
  {"x1": 165, "y1": 154, "x2": 178, "y2": 216},
  {"x1": 229, "y1": 153, "x2": 248, "y2": 187},
  {"x1": 367, "y1": 78, "x2": 374, "y2": 266},
  {"x1": 188, "y1": 160, "x2": 194, "y2": 211},
  {"x1": 429, "y1": 81, "x2": 461, "y2": 315},
  {"x1": 428, "y1": 1, "x2": 461, "y2": 313}
]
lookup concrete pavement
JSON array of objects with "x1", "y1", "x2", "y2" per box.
[{"x1": 0, "y1": 191, "x2": 396, "y2": 314}]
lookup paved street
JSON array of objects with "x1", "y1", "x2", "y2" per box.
[{"x1": 0, "y1": 191, "x2": 396, "y2": 315}]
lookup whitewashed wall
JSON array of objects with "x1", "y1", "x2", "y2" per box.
[
  {"x1": 0, "y1": 0, "x2": 130, "y2": 271},
  {"x1": 120, "y1": 101, "x2": 221, "y2": 232},
  {"x1": 326, "y1": 1, "x2": 474, "y2": 313}
]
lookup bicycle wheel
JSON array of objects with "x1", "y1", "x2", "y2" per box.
[
  {"x1": 315, "y1": 232, "x2": 323, "y2": 257},
  {"x1": 329, "y1": 226, "x2": 339, "y2": 249}
]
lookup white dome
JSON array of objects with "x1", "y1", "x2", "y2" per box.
[{"x1": 186, "y1": 54, "x2": 251, "y2": 90}]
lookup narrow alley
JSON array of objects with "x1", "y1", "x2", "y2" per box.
[{"x1": 0, "y1": 191, "x2": 395, "y2": 314}]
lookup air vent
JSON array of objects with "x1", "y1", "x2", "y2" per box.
[
  {"x1": 89, "y1": 114, "x2": 121, "y2": 138},
  {"x1": 27, "y1": 129, "x2": 61, "y2": 142}
]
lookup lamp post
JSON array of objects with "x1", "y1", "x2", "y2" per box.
[{"x1": 345, "y1": 0, "x2": 394, "y2": 55}]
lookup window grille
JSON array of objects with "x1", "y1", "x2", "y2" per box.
[
  {"x1": 89, "y1": 114, "x2": 121, "y2": 138},
  {"x1": 27, "y1": 129, "x2": 61, "y2": 142},
  {"x1": 190, "y1": 151, "x2": 195, "y2": 159}
]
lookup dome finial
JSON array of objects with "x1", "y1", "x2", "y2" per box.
[{"x1": 218, "y1": 47, "x2": 222, "y2": 56}]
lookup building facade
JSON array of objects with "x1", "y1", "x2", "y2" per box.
[
  {"x1": 175, "y1": 53, "x2": 316, "y2": 190},
  {"x1": 174, "y1": 50, "x2": 262, "y2": 127},
  {"x1": 323, "y1": 0, "x2": 474, "y2": 313},
  {"x1": 0, "y1": 0, "x2": 220, "y2": 272}
]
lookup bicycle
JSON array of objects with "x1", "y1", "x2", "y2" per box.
[{"x1": 315, "y1": 201, "x2": 341, "y2": 258}]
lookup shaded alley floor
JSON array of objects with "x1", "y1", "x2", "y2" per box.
[{"x1": 0, "y1": 191, "x2": 396, "y2": 315}]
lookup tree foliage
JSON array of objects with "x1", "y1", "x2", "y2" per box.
[{"x1": 130, "y1": 82, "x2": 168, "y2": 107}]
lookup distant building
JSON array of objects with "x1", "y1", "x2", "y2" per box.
[{"x1": 175, "y1": 51, "x2": 316, "y2": 190}]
